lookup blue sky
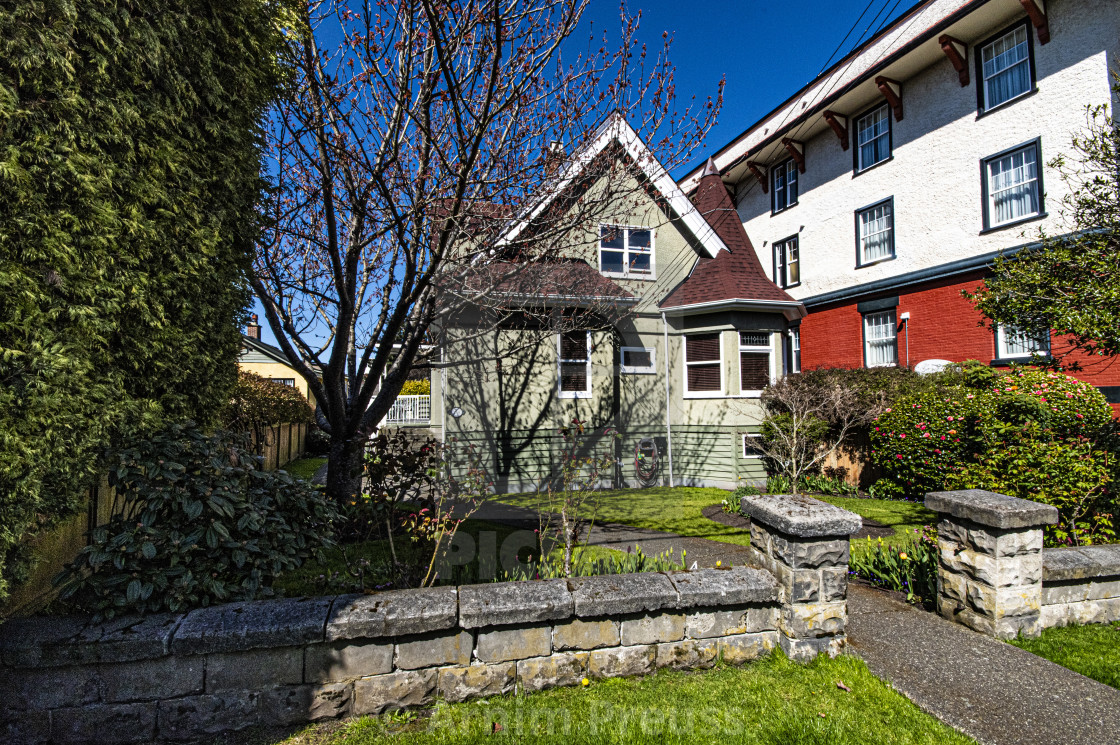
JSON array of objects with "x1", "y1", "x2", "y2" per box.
[
  {"x1": 586, "y1": 0, "x2": 913, "y2": 179},
  {"x1": 251, "y1": 0, "x2": 912, "y2": 346}
]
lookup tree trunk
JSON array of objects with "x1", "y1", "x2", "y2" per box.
[{"x1": 326, "y1": 435, "x2": 366, "y2": 506}]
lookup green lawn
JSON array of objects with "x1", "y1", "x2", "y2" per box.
[
  {"x1": 283, "y1": 456, "x2": 327, "y2": 481},
  {"x1": 1009, "y1": 622, "x2": 1120, "y2": 689},
  {"x1": 494, "y1": 488, "x2": 937, "y2": 559},
  {"x1": 220, "y1": 653, "x2": 973, "y2": 745}
]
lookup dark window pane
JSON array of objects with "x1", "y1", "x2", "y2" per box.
[
  {"x1": 686, "y1": 334, "x2": 720, "y2": 362},
  {"x1": 560, "y1": 331, "x2": 587, "y2": 361},
  {"x1": 629, "y1": 229, "x2": 651, "y2": 247},
  {"x1": 560, "y1": 363, "x2": 587, "y2": 391},
  {"x1": 687, "y1": 363, "x2": 721, "y2": 391},
  {"x1": 624, "y1": 349, "x2": 652, "y2": 368},
  {"x1": 629, "y1": 252, "x2": 651, "y2": 273},
  {"x1": 600, "y1": 250, "x2": 624, "y2": 273},
  {"x1": 740, "y1": 353, "x2": 770, "y2": 389},
  {"x1": 600, "y1": 226, "x2": 624, "y2": 248}
]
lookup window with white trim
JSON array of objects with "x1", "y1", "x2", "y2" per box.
[
  {"x1": 771, "y1": 159, "x2": 798, "y2": 214},
  {"x1": 983, "y1": 141, "x2": 1042, "y2": 229},
  {"x1": 863, "y1": 310, "x2": 898, "y2": 368},
  {"x1": 270, "y1": 378, "x2": 296, "y2": 387},
  {"x1": 599, "y1": 225, "x2": 653, "y2": 278},
  {"x1": 855, "y1": 104, "x2": 891, "y2": 172},
  {"x1": 684, "y1": 333, "x2": 723, "y2": 395},
  {"x1": 980, "y1": 24, "x2": 1032, "y2": 111},
  {"x1": 557, "y1": 331, "x2": 591, "y2": 398},
  {"x1": 738, "y1": 331, "x2": 772, "y2": 394},
  {"x1": 996, "y1": 325, "x2": 1050, "y2": 359},
  {"x1": 620, "y1": 346, "x2": 655, "y2": 374},
  {"x1": 857, "y1": 199, "x2": 894, "y2": 265},
  {"x1": 773, "y1": 236, "x2": 800, "y2": 288},
  {"x1": 743, "y1": 433, "x2": 763, "y2": 459},
  {"x1": 785, "y1": 328, "x2": 801, "y2": 375}
]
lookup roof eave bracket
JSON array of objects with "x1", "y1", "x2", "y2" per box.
[
  {"x1": 875, "y1": 76, "x2": 904, "y2": 121},
  {"x1": 780, "y1": 138, "x2": 806, "y2": 174},
  {"x1": 822, "y1": 111, "x2": 849, "y2": 150},
  {"x1": 1019, "y1": 0, "x2": 1050, "y2": 44},
  {"x1": 938, "y1": 35, "x2": 969, "y2": 87},
  {"x1": 746, "y1": 161, "x2": 769, "y2": 193}
]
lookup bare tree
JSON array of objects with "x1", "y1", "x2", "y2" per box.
[
  {"x1": 745, "y1": 375, "x2": 878, "y2": 496},
  {"x1": 252, "y1": 0, "x2": 722, "y2": 503}
]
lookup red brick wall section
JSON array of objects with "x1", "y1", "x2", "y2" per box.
[{"x1": 800, "y1": 271, "x2": 1120, "y2": 411}]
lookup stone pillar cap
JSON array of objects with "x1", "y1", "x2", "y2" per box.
[
  {"x1": 925, "y1": 489, "x2": 1058, "y2": 529},
  {"x1": 739, "y1": 493, "x2": 862, "y2": 537}
]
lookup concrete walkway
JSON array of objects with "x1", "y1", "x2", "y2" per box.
[{"x1": 847, "y1": 582, "x2": 1120, "y2": 745}]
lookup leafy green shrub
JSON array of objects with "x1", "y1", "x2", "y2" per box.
[
  {"x1": 850, "y1": 527, "x2": 938, "y2": 607},
  {"x1": 222, "y1": 371, "x2": 313, "y2": 453},
  {"x1": 56, "y1": 423, "x2": 339, "y2": 618},
  {"x1": 399, "y1": 379, "x2": 431, "y2": 396}
]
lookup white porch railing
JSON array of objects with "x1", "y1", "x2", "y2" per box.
[{"x1": 384, "y1": 394, "x2": 431, "y2": 424}]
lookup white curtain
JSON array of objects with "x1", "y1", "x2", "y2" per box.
[
  {"x1": 864, "y1": 312, "x2": 897, "y2": 367},
  {"x1": 860, "y1": 203, "x2": 893, "y2": 262},
  {"x1": 989, "y1": 147, "x2": 1038, "y2": 225},
  {"x1": 983, "y1": 27, "x2": 1030, "y2": 108}
]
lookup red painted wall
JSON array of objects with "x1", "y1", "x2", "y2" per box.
[{"x1": 800, "y1": 271, "x2": 1120, "y2": 394}]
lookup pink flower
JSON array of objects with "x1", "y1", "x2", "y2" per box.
[
  {"x1": 900, "y1": 434, "x2": 906, "y2": 439},
  {"x1": 897, "y1": 454, "x2": 904, "y2": 459},
  {"x1": 885, "y1": 408, "x2": 892, "y2": 413}
]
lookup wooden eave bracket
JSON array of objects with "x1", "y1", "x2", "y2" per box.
[
  {"x1": 1019, "y1": 0, "x2": 1050, "y2": 44},
  {"x1": 746, "y1": 161, "x2": 768, "y2": 193},
  {"x1": 822, "y1": 111, "x2": 849, "y2": 150},
  {"x1": 938, "y1": 35, "x2": 969, "y2": 87},
  {"x1": 781, "y1": 139, "x2": 806, "y2": 173},
  {"x1": 875, "y1": 76, "x2": 904, "y2": 121}
]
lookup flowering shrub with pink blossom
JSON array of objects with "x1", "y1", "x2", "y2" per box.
[{"x1": 870, "y1": 367, "x2": 1115, "y2": 544}]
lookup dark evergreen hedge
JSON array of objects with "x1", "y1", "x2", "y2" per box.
[{"x1": 0, "y1": 0, "x2": 284, "y2": 598}]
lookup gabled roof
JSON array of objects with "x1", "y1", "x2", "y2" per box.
[
  {"x1": 241, "y1": 334, "x2": 296, "y2": 366},
  {"x1": 497, "y1": 111, "x2": 729, "y2": 259},
  {"x1": 460, "y1": 258, "x2": 636, "y2": 306},
  {"x1": 661, "y1": 159, "x2": 806, "y2": 320}
]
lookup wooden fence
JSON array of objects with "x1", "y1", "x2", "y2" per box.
[{"x1": 255, "y1": 421, "x2": 309, "y2": 471}]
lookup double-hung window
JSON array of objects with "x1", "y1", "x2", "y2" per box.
[
  {"x1": 784, "y1": 328, "x2": 801, "y2": 375},
  {"x1": 771, "y1": 159, "x2": 798, "y2": 214},
  {"x1": 863, "y1": 311, "x2": 898, "y2": 368},
  {"x1": 684, "y1": 333, "x2": 723, "y2": 396},
  {"x1": 978, "y1": 23, "x2": 1033, "y2": 112},
  {"x1": 773, "y1": 236, "x2": 800, "y2": 289},
  {"x1": 983, "y1": 140, "x2": 1042, "y2": 230},
  {"x1": 855, "y1": 104, "x2": 891, "y2": 172},
  {"x1": 856, "y1": 199, "x2": 894, "y2": 265},
  {"x1": 599, "y1": 225, "x2": 653, "y2": 278},
  {"x1": 739, "y1": 331, "x2": 772, "y2": 394},
  {"x1": 558, "y1": 331, "x2": 591, "y2": 398},
  {"x1": 995, "y1": 325, "x2": 1050, "y2": 360}
]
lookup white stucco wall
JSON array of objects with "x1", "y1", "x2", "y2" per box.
[{"x1": 733, "y1": 0, "x2": 1119, "y2": 300}]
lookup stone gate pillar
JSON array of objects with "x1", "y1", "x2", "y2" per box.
[{"x1": 925, "y1": 489, "x2": 1058, "y2": 639}]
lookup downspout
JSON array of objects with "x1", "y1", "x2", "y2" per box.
[
  {"x1": 440, "y1": 345, "x2": 447, "y2": 445},
  {"x1": 661, "y1": 311, "x2": 675, "y2": 488}
]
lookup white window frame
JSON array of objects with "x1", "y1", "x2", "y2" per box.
[
  {"x1": 738, "y1": 331, "x2": 774, "y2": 397},
  {"x1": 980, "y1": 23, "x2": 1032, "y2": 112},
  {"x1": 855, "y1": 104, "x2": 891, "y2": 172},
  {"x1": 557, "y1": 331, "x2": 592, "y2": 399},
  {"x1": 598, "y1": 225, "x2": 655, "y2": 280},
  {"x1": 742, "y1": 433, "x2": 763, "y2": 459},
  {"x1": 786, "y1": 328, "x2": 801, "y2": 375},
  {"x1": 771, "y1": 159, "x2": 798, "y2": 214},
  {"x1": 773, "y1": 235, "x2": 800, "y2": 289},
  {"x1": 619, "y1": 346, "x2": 656, "y2": 374},
  {"x1": 983, "y1": 140, "x2": 1042, "y2": 230},
  {"x1": 683, "y1": 332, "x2": 725, "y2": 399},
  {"x1": 856, "y1": 198, "x2": 895, "y2": 266},
  {"x1": 995, "y1": 325, "x2": 1050, "y2": 359},
  {"x1": 863, "y1": 310, "x2": 898, "y2": 368}
]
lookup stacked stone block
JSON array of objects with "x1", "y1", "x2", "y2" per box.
[
  {"x1": 740, "y1": 493, "x2": 862, "y2": 660},
  {"x1": 0, "y1": 567, "x2": 790, "y2": 744},
  {"x1": 926, "y1": 489, "x2": 1058, "y2": 639},
  {"x1": 1040, "y1": 544, "x2": 1120, "y2": 628}
]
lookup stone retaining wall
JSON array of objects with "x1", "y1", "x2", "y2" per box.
[
  {"x1": 1040, "y1": 544, "x2": 1120, "y2": 628},
  {"x1": 0, "y1": 568, "x2": 785, "y2": 744}
]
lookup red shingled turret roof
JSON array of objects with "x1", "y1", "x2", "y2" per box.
[{"x1": 661, "y1": 159, "x2": 796, "y2": 310}]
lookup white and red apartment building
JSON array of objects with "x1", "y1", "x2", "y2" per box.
[{"x1": 681, "y1": 0, "x2": 1120, "y2": 404}]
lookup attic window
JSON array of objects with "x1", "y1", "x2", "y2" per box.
[{"x1": 599, "y1": 225, "x2": 654, "y2": 279}]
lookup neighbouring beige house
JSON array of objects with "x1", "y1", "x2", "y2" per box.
[
  {"x1": 433, "y1": 114, "x2": 806, "y2": 492},
  {"x1": 239, "y1": 316, "x2": 313, "y2": 401}
]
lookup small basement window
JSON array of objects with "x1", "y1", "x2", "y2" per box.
[{"x1": 620, "y1": 346, "x2": 655, "y2": 374}]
